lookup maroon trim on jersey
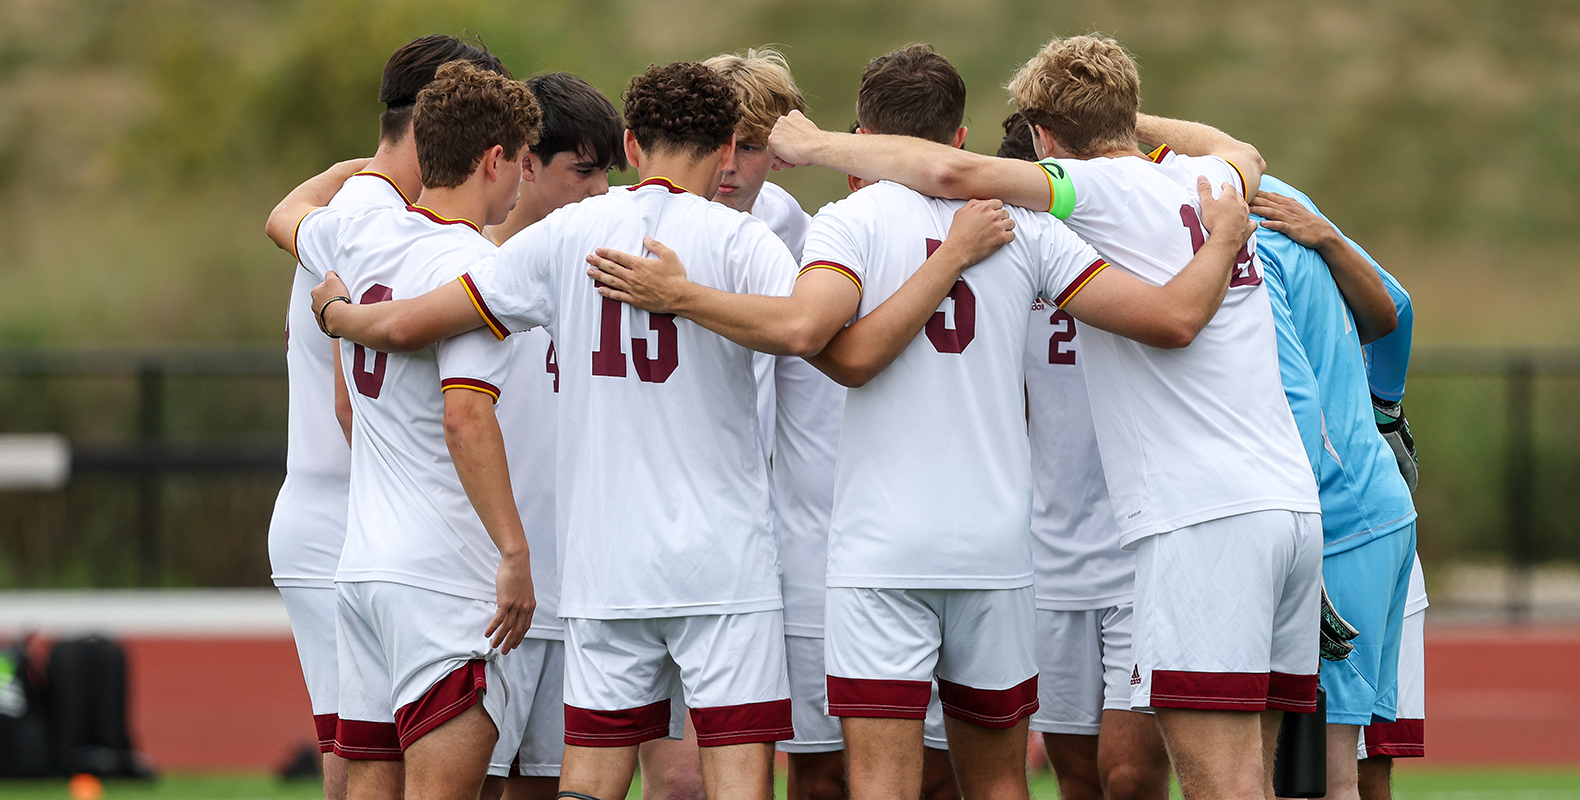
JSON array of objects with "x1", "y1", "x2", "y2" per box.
[
  {"x1": 460, "y1": 272, "x2": 512, "y2": 341},
  {"x1": 799, "y1": 260, "x2": 863, "y2": 294},
  {"x1": 1267, "y1": 671, "x2": 1320, "y2": 713},
  {"x1": 1149, "y1": 670, "x2": 1270, "y2": 711},
  {"x1": 333, "y1": 718, "x2": 403, "y2": 760},
  {"x1": 441, "y1": 377, "x2": 502, "y2": 401},
  {"x1": 1053, "y1": 258, "x2": 1109, "y2": 307},
  {"x1": 393, "y1": 659, "x2": 487, "y2": 749},
  {"x1": 1146, "y1": 144, "x2": 1173, "y2": 164},
  {"x1": 352, "y1": 170, "x2": 412, "y2": 204},
  {"x1": 564, "y1": 698, "x2": 673, "y2": 747},
  {"x1": 628, "y1": 176, "x2": 691, "y2": 195},
  {"x1": 937, "y1": 675, "x2": 1039, "y2": 729},
  {"x1": 314, "y1": 713, "x2": 338, "y2": 754},
  {"x1": 826, "y1": 676, "x2": 930, "y2": 719},
  {"x1": 407, "y1": 204, "x2": 483, "y2": 233},
  {"x1": 1360, "y1": 718, "x2": 1425, "y2": 759},
  {"x1": 689, "y1": 699, "x2": 794, "y2": 747}
]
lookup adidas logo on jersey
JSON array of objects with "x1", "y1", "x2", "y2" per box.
[{"x1": 1130, "y1": 665, "x2": 1142, "y2": 686}]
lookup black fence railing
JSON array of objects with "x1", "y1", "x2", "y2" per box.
[{"x1": 0, "y1": 344, "x2": 1577, "y2": 617}]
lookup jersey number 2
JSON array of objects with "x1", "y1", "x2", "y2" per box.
[
  {"x1": 351, "y1": 284, "x2": 393, "y2": 399},
  {"x1": 1179, "y1": 204, "x2": 1261, "y2": 287},
  {"x1": 1047, "y1": 309, "x2": 1077, "y2": 365},
  {"x1": 591, "y1": 297, "x2": 678, "y2": 383}
]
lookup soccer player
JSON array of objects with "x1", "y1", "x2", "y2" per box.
[
  {"x1": 269, "y1": 61, "x2": 543, "y2": 800},
  {"x1": 585, "y1": 44, "x2": 1255, "y2": 800},
  {"x1": 263, "y1": 34, "x2": 507, "y2": 800},
  {"x1": 1188, "y1": 169, "x2": 1417, "y2": 800},
  {"x1": 766, "y1": 35, "x2": 1323, "y2": 800},
  {"x1": 1359, "y1": 267, "x2": 1425, "y2": 800},
  {"x1": 309, "y1": 61, "x2": 899, "y2": 800},
  {"x1": 994, "y1": 120, "x2": 1171, "y2": 800},
  {"x1": 477, "y1": 72, "x2": 626, "y2": 800},
  {"x1": 700, "y1": 47, "x2": 963, "y2": 800}
]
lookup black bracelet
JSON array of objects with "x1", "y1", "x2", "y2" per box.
[{"x1": 316, "y1": 296, "x2": 352, "y2": 339}]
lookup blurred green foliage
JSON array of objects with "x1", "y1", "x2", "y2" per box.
[{"x1": 2, "y1": 0, "x2": 1580, "y2": 344}]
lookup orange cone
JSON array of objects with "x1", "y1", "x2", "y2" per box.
[{"x1": 68, "y1": 774, "x2": 104, "y2": 800}]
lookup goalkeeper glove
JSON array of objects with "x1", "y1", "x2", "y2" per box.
[
  {"x1": 1319, "y1": 582, "x2": 1360, "y2": 661},
  {"x1": 1373, "y1": 394, "x2": 1418, "y2": 492}
]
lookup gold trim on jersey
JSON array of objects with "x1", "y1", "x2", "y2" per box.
[
  {"x1": 459, "y1": 273, "x2": 509, "y2": 341},
  {"x1": 351, "y1": 170, "x2": 413, "y2": 205},
  {"x1": 1054, "y1": 259, "x2": 1109, "y2": 307},
  {"x1": 799, "y1": 261, "x2": 863, "y2": 296}
]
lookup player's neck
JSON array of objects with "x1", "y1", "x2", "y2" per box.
[
  {"x1": 365, "y1": 137, "x2": 422, "y2": 204},
  {"x1": 411, "y1": 184, "x2": 489, "y2": 231},
  {"x1": 485, "y1": 190, "x2": 551, "y2": 244},
  {"x1": 637, "y1": 155, "x2": 718, "y2": 197}
]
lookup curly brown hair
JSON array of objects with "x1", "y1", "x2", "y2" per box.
[
  {"x1": 413, "y1": 60, "x2": 542, "y2": 189},
  {"x1": 623, "y1": 62, "x2": 741, "y2": 159},
  {"x1": 1006, "y1": 35, "x2": 1139, "y2": 157}
]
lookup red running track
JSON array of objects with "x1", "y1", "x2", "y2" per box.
[{"x1": 119, "y1": 625, "x2": 1580, "y2": 770}]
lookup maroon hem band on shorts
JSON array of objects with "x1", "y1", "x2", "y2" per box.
[
  {"x1": 1361, "y1": 718, "x2": 1424, "y2": 759},
  {"x1": 333, "y1": 718, "x2": 403, "y2": 761},
  {"x1": 1266, "y1": 671, "x2": 1320, "y2": 713},
  {"x1": 937, "y1": 676, "x2": 1039, "y2": 729},
  {"x1": 690, "y1": 699, "x2": 794, "y2": 747},
  {"x1": 564, "y1": 698, "x2": 673, "y2": 747},
  {"x1": 313, "y1": 713, "x2": 338, "y2": 754},
  {"x1": 394, "y1": 659, "x2": 488, "y2": 750},
  {"x1": 826, "y1": 676, "x2": 931, "y2": 720},
  {"x1": 1149, "y1": 670, "x2": 1270, "y2": 711}
]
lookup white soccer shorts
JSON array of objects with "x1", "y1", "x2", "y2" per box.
[
  {"x1": 489, "y1": 638, "x2": 565, "y2": 777},
  {"x1": 334, "y1": 581, "x2": 509, "y2": 760},
  {"x1": 562, "y1": 612, "x2": 792, "y2": 748},
  {"x1": 825, "y1": 587, "x2": 1038, "y2": 730},
  {"x1": 278, "y1": 585, "x2": 339, "y2": 752},
  {"x1": 1358, "y1": 607, "x2": 1425, "y2": 759},
  {"x1": 1031, "y1": 605, "x2": 1139, "y2": 735},
  {"x1": 1130, "y1": 510, "x2": 1323, "y2": 713},
  {"x1": 779, "y1": 634, "x2": 948, "y2": 753}
]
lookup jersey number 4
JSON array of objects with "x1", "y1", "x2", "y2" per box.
[
  {"x1": 1179, "y1": 204, "x2": 1261, "y2": 287},
  {"x1": 591, "y1": 297, "x2": 678, "y2": 383}
]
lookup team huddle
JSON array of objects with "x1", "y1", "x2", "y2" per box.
[{"x1": 262, "y1": 31, "x2": 1424, "y2": 800}]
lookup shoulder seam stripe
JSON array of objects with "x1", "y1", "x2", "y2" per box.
[
  {"x1": 459, "y1": 273, "x2": 509, "y2": 341},
  {"x1": 1054, "y1": 259, "x2": 1109, "y2": 307},
  {"x1": 799, "y1": 261, "x2": 862, "y2": 295}
]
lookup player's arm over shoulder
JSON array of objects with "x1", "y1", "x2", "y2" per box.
[
  {"x1": 1136, "y1": 113, "x2": 1264, "y2": 199},
  {"x1": 264, "y1": 158, "x2": 372, "y2": 259}
]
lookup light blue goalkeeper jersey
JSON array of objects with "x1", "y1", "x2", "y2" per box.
[
  {"x1": 1363, "y1": 268, "x2": 1413, "y2": 403},
  {"x1": 1255, "y1": 176, "x2": 1415, "y2": 555}
]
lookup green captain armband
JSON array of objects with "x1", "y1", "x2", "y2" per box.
[{"x1": 1037, "y1": 158, "x2": 1076, "y2": 220}]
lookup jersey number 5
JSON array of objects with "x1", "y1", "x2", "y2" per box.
[
  {"x1": 923, "y1": 239, "x2": 977, "y2": 354},
  {"x1": 1179, "y1": 204, "x2": 1261, "y2": 287},
  {"x1": 351, "y1": 284, "x2": 393, "y2": 399},
  {"x1": 591, "y1": 297, "x2": 678, "y2": 383}
]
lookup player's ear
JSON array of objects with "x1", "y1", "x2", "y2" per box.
[
  {"x1": 951, "y1": 126, "x2": 968, "y2": 149},
  {"x1": 481, "y1": 144, "x2": 504, "y2": 182},
  {"x1": 847, "y1": 174, "x2": 867, "y2": 194},
  {"x1": 623, "y1": 130, "x2": 643, "y2": 170},
  {"x1": 522, "y1": 152, "x2": 541, "y2": 183}
]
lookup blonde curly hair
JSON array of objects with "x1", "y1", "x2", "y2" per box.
[{"x1": 1006, "y1": 35, "x2": 1139, "y2": 157}]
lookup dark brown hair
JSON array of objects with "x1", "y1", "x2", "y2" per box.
[
  {"x1": 855, "y1": 44, "x2": 966, "y2": 145},
  {"x1": 997, "y1": 111, "x2": 1037, "y2": 161},
  {"x1": 378, "y1": 34, "x2": 510, "y2": 144},
  {"x1": 527, "y1": 72, "x2": 627, "y2": 171},
  {"x1": 623, "y1": 62, "x2": 741, "y2": 159},
  {"x1": 412, "y1": 61, "x2": 541, "y2": 189}
]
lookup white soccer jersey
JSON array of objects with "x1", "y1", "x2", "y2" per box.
[
  {"x1": 807, "y1": 181, "x2": 1109, "y2": 590},
  {"x1": 1024, "y1": 303, "x2": 1133, "y2": 610},
  {"x1": 772, "y1": 353, "x2": 845, "y2": 637},
  {"x1": 749, "y1": 181, "x2": 813, "y2": 467},
  {"x1": 496, "y1": 328, "x2": 562, "y2": 639},
  {"x1": 269, "y1": 172, "x2": 409, "y2": 588},
  {"x1": 296, "y1": 203, "x2": 513, "y2": 602},
  {"x1": 1050, "y1": 153, "x2": 1319, "y2": 546},
  {"x1": 461, "y1": 177, "x2": 798, "y2": 619}
]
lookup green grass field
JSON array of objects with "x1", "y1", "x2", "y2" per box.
[{"x1": 1, "y1": 768, "x2": 1577, "y2": 800}]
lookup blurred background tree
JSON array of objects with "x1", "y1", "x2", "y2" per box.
[{"x1": 3, "y1": 0, "x2": 1579, "y2": 345}]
